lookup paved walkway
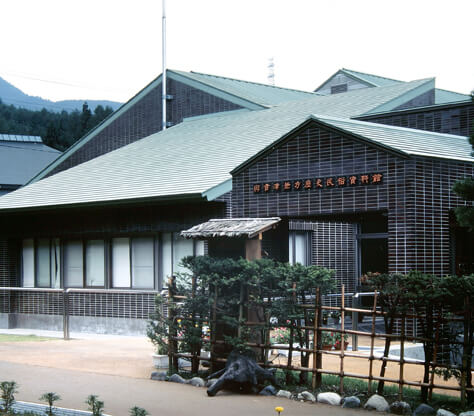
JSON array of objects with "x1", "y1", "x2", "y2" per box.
[
  {"x1": 0, "y1": 330, "x2": 378, "y2": 416},
  {"x1": 0, "y1": 329, "x2": 461, "y2": 415},
  {"x1": 0, "y1": 361, "x2": 376, "y2": 416}
]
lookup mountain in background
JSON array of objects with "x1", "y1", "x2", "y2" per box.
[{"x1": 0, "y1": 76, "x2": 122, "y2": 112}]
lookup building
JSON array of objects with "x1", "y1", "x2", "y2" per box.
[
  {"x1": 0, "y1": 134, "x2": 61, "y2": 196},
  {"x1": 0, "y1": 69, "x2": 472, "y2": 335}
]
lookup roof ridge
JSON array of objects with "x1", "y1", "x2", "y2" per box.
[
  {"x1": 341, "y1": 68, "x2": 403, "y2": 84},
  {"x1": 435, "y1": 87, "x2": 470, "y2": 96},
  {"x1": 185, "y1": 70, "x2": 317, "y2": 96},
  {"x1": 315, "y1": 112, "x2": 468, "y2": 140},
  {"x1": 0, "y1": 134, "x2": 43, "y2": 143}
]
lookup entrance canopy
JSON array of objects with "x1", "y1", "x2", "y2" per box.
[{"x1": 181, "y1": 217, "x2": 281, "y2": 239}]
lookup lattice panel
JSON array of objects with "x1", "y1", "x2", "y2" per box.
[
  {"x1": 290, "y1": 220, "x2": 357, "y2": 307},
  {"x1": 10, "y1": 292, "x2": 64, "y2": 315},
  {"x1": 68, "y1": 292, "x2": 156, "y2": 319}
]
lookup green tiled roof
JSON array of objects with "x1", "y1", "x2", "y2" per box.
[
  {"x1": 435, "y1": 88, "x2": 471, "y2": 104},
  {"x1": 171, "y1": 70, "x2": 317, "y2": 107},
  {"x1": 0, "y1": 77, "x2": 461, "y2": 212},
  {"x1": 340, "y1": 68, "x2": 403, "y2": 87},
  {"x1": 313, "y1": 115, "x2": 473, "y2": 162},
  {"x1": 29, "y1": 69, "x2": 318, "y2": 183}
]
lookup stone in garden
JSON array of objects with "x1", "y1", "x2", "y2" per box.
[
  {"x1": 205, "y1": 378, "x2": 218, "y2": 388},
  {"x1": 276, "y1": 390, "x2": 292, "y2": 399},
  {"x1": 390, "y1": 401, "x2": 411, "y2": 415},
  {"x1": 259, "y1": 385, "x2": 277, "y2": 396},
  {"x1": 413, "y1": 404, "x2": 436, "y2": 416},
  {"x1": 169, "y1": 373, "x2": 186, "y2": 384},
  {"x1": 297, "y1": 391, "x2": 316, "y2": 402},
  {"x1": 317, "y1": 392, "x2": 341, "y2": 406},
  {"x1": 436, "y1": 410, "x2": 456, "y2": 416},
  {"x1": 459, "y1": 412, "x2": 474, "y2": 416},
  {"x1": 364, "y1": 394, "x2": 389, "y2": 412},
  {"x1": 188, "y1": 377, "x2": 205, "y2": 387},
  {"x1": 150, "y1": 371, "x2": 168, "y2": 381},
  {"x1": 341, "y1": 396, "x2": 360, "y2": 408}
]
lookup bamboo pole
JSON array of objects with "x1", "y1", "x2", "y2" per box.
[
  {"x1": 237, "y1": 281, "x2": 244, "y2": 339},
  {"x1": 191, "y1": 274, "x2": 200, "y2": 374},
  {"x1": 210, "y1": 284, "x2": 218, "y2": 374},
  {"x1": 168, "y1": 275, "x2": 179, "y2": 373},
  {"x1": 286, "y1": 282, "x2": 297, "y2": 385},
  {"x1": 460, "y1": 295, "x2": 469, "y2": 407},
  {"x1": 368, "y1": 291, "x2": 378, "y2": 394},
  {"x1": 312, "y1": 287, "x2": 320, "y2": 389},
  {"x1": 167, "y1": 277, "x2": 173, "y2": 371},
  {"x1": 339, "y1": 285, "x2": 345, "y2": 394},
  {"x1": 398, "y1": 315, "x2": 405, "y2": 401},
  {"x1": 428, "y1": 313, "x2": 441, "y2": 401}
]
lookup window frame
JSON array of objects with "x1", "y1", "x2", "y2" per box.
[
  {"x1": 111, "y1": 235, "x2": 159, "y2": 290},
  {"x1": 21, "y1": 232, "x2": 203, "y2": 290},
  {"x1": 288, "y1": 231, "x2": 311, "y2": 266},
  {"x1": 61, "y1": 238, "x2": 107, "y2": 289},
  {"x1": 34, "y1": 238, "x2": 52, "y2": 288},
  {"x1": 84, "y1": 239, "x2": 107, "y2": 288}
]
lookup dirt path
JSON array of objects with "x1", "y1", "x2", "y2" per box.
[
  {"x1": 0, "y1": 336, "x2": 379, "y2": 416},
  {"x1": 0, "y1": 333, "x2": 464, "y2": 416},
  {"x1": 0, "y1": 335, "x2": 461, "y2": 394},
  {"x1": 0, "y1": 337, "x2": 155, "y2": 379}
]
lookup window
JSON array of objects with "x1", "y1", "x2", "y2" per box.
[
  {"x1": 288, "y1": 232, "x2": 310, "y2": 265},
  {"x1": 22, "y1": 239, "x2": 35, "y2": 287},
  {"x1": 161, "y1": 233, "x2": 172, "y2": 282},
  {"x1": 64, "y1": 240, "x2": 83, "y2": 287},
  {"x1": 86, "y1": 240, "x2": 105, "y2": 287},
  {"x1": 131, "y1": 237, "x2": 154, "y2": 289},
  {"x1": 21, "y1": 233, "x2": 202, "y2": 289},
  {"x1": 172, "y1": 233, "x2": 194, "y2": 275},
  {"x1": 331, "y1": 83, "x2": 348, "y2": 94},
  {"x1": 22, "y1": 238, "x2": 60, "y2": 288},
  {"x1": 161, "y1": 233, "x2": 203, "y2": 280},
  {"x1": 357, "y1": 217, "x2": 389, "y2": 279},
  {"x1": 111, "y1": 237, "x2": 156, "y2": 289},
  {"x1": 112, "y1": 237, "x2": 131, "y2": 288},
  {"x1": 36, "y1": 239, "x2": 51, "y2": 287},
  {"x1": 34, "y1": 238, "x2": 60, "y2": 288}
]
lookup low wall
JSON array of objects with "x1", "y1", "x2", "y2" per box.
[{"x1": 0, "y1": 313, "x2": 148, "y2": 336}]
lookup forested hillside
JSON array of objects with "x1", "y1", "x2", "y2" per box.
[
  {"x1": 0, "y1": 99, "x2": 114, "y2": 151},
  {"x1": 0, "y1": 76, "x2": 121, "y2": 112}
]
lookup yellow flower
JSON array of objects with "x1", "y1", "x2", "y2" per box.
[{"x1": 275, "y1": 406, "x2": 284, "y2": 415}]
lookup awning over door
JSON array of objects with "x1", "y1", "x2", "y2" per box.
[{"x1": 181, "y1": 217, "x2": 281, "y2": 239}]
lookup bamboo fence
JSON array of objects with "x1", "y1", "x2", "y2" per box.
[{"x1": 166, "y1": 277, "x2": 474, "y2": 404}]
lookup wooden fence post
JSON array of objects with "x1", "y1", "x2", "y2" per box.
[
  {"x1": 460, "y1": 295, "x2": 470, "y2": 407},
  {"x1": 312, "y1": 288, "x2": 322, "y2": 389},
  {"x1": 368, "y1": 291, "x2": 378, "y2": 394},
  {"x1": 210, "y1": 284, "x2": 218, "y2": 374},
  {"x1": 398, "y1": 315, "x2": 405, "y2": 401},
  {"x1": 168, "y1": 276, "x2": 178, "y2": 373},
  {"x1": 339, "y1": 285, "x2": 345, "y2": 394}
]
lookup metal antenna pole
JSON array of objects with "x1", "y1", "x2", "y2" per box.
[
  {"x1": 268, "y1": 57, "x2": 275, "y2": 86},
  {"x1": 162, "y1": 0, "x2": 167, "y2": 130}
]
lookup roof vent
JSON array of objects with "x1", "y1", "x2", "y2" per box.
[{"x1": 331, "y1": 84, "x2": 348, "y2": 94}]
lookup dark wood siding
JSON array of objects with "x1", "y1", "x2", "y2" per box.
[
  {"x1": 46, "y1": 78, "x2": 242, "y2": 177},
  {"x1": 232, "y1": 123, "x2": 473, "y2": 276},
  {"x1": 358, "y1": 102, "x2": 474, "y2": 137}
]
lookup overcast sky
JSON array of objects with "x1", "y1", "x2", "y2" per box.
[{"x1": 1, "y1": 0, "x2": 473, "y2": 103}]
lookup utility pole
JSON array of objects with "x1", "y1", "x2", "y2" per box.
[{"x1": 162, "y1": 0, "x2": 167, "y2": 130}]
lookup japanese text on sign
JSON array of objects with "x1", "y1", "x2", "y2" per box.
[{"x1": 252, "y1": 173, "x2": 383, "y2": 194}]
